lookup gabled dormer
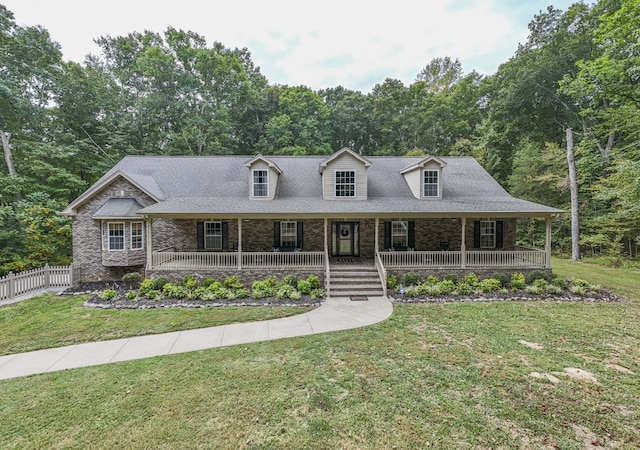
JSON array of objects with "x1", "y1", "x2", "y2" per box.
[
  {"x1": 245, "y1": 155, "x2": 282, "y2": 200},
  {"x1": 319, "y1": 148, "x2": 371, "y2": 200},
  {"x1": 400, "y1": 155, "x2": 447, "y2": 200}
]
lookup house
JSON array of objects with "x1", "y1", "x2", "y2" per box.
[{"x1": 61, "y1": 148, "x2": 563, "y2": 296}]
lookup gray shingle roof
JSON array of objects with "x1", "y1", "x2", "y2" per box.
[
  {"x1": 72, "y1": 154, "x2": 563, "y2": 217},
  {"x1": 92, "y1": 198, "x2": 144, "y2": 218}
]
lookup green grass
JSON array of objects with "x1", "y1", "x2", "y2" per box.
[
  {"x1": 0, "y1": 294, "x2": 311, "y2": 355},
  {"x1": 0, "y1": 260, "x2": 638, "y2": 449}
]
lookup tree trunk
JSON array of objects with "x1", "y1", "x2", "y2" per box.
[
  {"x1": 566, "y1": 128, "x2": 580, "y2": 261},
  {"x1": 1, "y1": 130, "x2": 17, "y2": 177}
]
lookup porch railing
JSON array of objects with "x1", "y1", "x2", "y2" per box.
[
  {"x1": 380, "y1": 250, "x2": 546, "y2": 269},
  {"x1": 151, "y1": 251, "x2": 324, "y2": 270},
  {"x1": 374, "y1": 249, "x2": 388, "y2": 298}
]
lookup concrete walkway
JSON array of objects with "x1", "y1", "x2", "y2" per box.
[{"x1": 0, "y1": 296, "x2": 393, "y2": 381}]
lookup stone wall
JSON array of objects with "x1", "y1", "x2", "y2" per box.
[{"x1": 72, "y1": 178, "x2": 156, "y2": 281}]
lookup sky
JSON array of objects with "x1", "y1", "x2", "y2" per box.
[{"x1": 3, "y1": 0, "x2": 578, "y2": 93}]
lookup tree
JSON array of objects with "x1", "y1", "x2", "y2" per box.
[{"x1": 416, "y1": 57, "x2": 463, "y2": 94}]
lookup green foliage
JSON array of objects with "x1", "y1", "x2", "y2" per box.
[
  {"x1": 463, "y1": 273, "x2": 479, "y2": 287},
  {"x1": 296, "y1": 279, "x2": 312, "y2": 295},
  {"x1": 223, "y1": 276, "x2": 244, "y2": 290},
  {"x1": 479, "y1": 278, "x2": 502, "y2": 293},
  {"x1": 552, "y1": 277, "x2": 568, "y2": 289},
  {"x1": 443, "y1": 273, "x2": 459, "y2": 284},
  {"x1": 100, "y1": 289, "x2": 118, "y2": 300},
  {"x1": 162, "y1": 283, "x2": 186, "y2": 299},
  {"x1": 310, "y1": 288, "x2": 324, "y2": 300},
  {"x1": 283, "y1": 274, "x2": 298, "y2": 288},
  {"x1": 526, "y1": 270, "x2": 550, "y2": 285},
  {"x1": 235, "y1": 288, "x2": 250, "y2": 299},
  {"x1": 306, "y1": 274, "x2": 321, "y2": 290},
  {"x1": 491, "y1": 272, "x2": 509, "y2": 287},
  {"x1": 138, "y1": 279, "x2": 155, "y2": 295},
  {"x1": 510, "y1": 273, "x2": 526, "y2": 290},
  {"x1": 125, "y1": 291, "x2": 138, "y2": 300},
  {"x1": 251, "y1": 280, "x2": 274, "y2": 299},
  {"x1": 425, "y1": 275, "x2": 440, "y2": 285},
  {"x1": 386, "y1": 274, "x2": 397, "y2": 289},
  {"x1": 122, "y1": 272, "x2": 142, "y2": 289},
  {"x1": 275, "y1": 283, "x2": 297, "y2": 300},
  {"x1": 152, "y1": 277, "x2": 170, "y2": 291},
  {"x1": 454, "y1": 283, "x2": 473, "y2": 295},
  {"x1": 181, "y1": 274, "x2": 198, "y2": 289},
  {"x1": 402, "y1": 272, "x2": 421, "y2": 286}
]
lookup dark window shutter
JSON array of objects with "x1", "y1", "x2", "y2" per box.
[
  {"x1": 222, "y1": 221, "x2": 229, "y2": 250},
  {"x1": 408, "y1": 221, "x2": 415, "y2": 249},
  {"x1": 297, "y1": 221, "x2": 303, "y2": 249},
  {"x1": 273, "y1": 221, "x2": 280, "y2": 248},
  {"x1": 383, "y1": 222, "x2": 391, "y2": 249},
  {"x1": 473, "y1": 221, "x2": 480, "y2": 248},
  {"x1": 496, "y1": 221, "x2": 504, "y2": 248},
  {"x1": 197, "y1": 221, "x2": 204, "y2": 249}
]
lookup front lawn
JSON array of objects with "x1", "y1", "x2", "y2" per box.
[
  {"x1": 0, "y1": 259, "x2": 638, "y2": 448},
  {"x1": 0, "y1": 294, "x2": 312, "y2": 355}
]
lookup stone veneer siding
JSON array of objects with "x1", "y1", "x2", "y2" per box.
[{"x1": 72, "y1": 178, "x2": 156, "y2": 282}]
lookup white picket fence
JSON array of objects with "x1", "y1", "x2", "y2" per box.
[{"x1": 0, "y1": 265, "x2": 73, "y2": 302}]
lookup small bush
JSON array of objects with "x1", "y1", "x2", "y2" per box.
[
  {"x1": 152, "y1": 276, "x2": 170, "y2": 291},
  {"x1": 139, "y1": 278, "x2": 155, "y2": 295},
  {"x1": 146, "y1": 289, "x2": 163, "y2": 300},
  {"x1": 386, "y1": 274, "x2": 397, "y2": 289},
  {"x1": 572, "y1": 278, "x2": 590, "y2": 288},
  {"x1": 163, "y1": 283, "x2": 186, "y2": 299},
  {"x1": 526, "y1": 270, "x2": 549, "y2": 285},
  {"x1": 571, "y1": 285, "x2": 586, "y2": 295},
  {"x1": 404, "y1": 286, "x2": 419, "y2": 297},
  {"x1": 122, "y1": 272, "x2": 142, "y2": 289},
  {"x1": 275, "y1": 283, "x2": 297, "y2": 299},
  {"x1": 224, "y1": 275, "x2": 244, "y2": 290},
  {"x1": 479, "y1": 278, "x2": 502, "y2": 293},
  {"x1": 202, "y1": 278, "x2": 217, "y2": 287},
  {"x1": 193, "y1": 287, "x2": 209, "y2": 300},
  {"x1": 252, "y1": 280, "x2": 274, "y2": 299},
  {"x1": 310, "y1": 289, "x2": 324, "y2": 300},
  {"x1": 403, "y1": 272, "x2": 421, "y2": 286},
  {"x1": 289, "y1": 291, "x2": 302, "y2": 301},
  {"x1": 306, "y1": 274, "x2": 321, "y2": 290},
  {"x1": 264, "y1": 276, "x2": 279, "y2": 288},
  {"x1": 425, "y1": 275, "x2": 439, "y2": 285},
  {"x1": 491, "y1": 272, "x2": 509, "y2": 287},
  {"x1": 552, "y1": 277, "x2": 568, "y2": 289},
  {"x1": 125, "y1": 290, "x2": 138, "y2": 300},
  {"x1": 532, "y1": 278, "x2": 549, "y2": 290},
  {"x1": 545, "y1": 284, "x2": 563, "y2": 295},
  {"x1": 297, "y1": 279, "x2": 312, "y2": 295},
  {"x1": 510, "y1": 272, "x2": 526, "y2": 290},
  {"x1": 525, "y1": 285, "x2": 544, "y2": 295},
  {"x1": 417, "y1": 283, "x2": 441, "y2": 296},
  {"x1": 181, "y1": 273, "x2": 198, "y2": 289},
  {"x1": 100, "y1": 289, "x2": 118, "y2": 300},
  {"x1": 236, "y1": 288, "x2": 250, "y2": 299},
  {"x1": 443, "y1": 273, "x2": 459, "y2": 284},
  {"x1": 454, "y1": 283, "x2": 473, "y2": 295},
  {"x1": 283, "y1": 274, "x2": 298, "y2": 288},
  {"x1": 439, "y1": 279, "x2": 457, "y2": 295},
  {"x1": 464, "y1": 273, "x2": 479, "y2": 287}
]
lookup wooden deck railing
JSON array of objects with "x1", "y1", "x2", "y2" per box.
[{"x1": 381, "y1": 251, "x2": 462, "y2": 268}]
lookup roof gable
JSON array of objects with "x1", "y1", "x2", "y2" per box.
[
  {"x1": 318, "y1": 148, "x2": 371, "y2": 174},
  {"x1": 244, "y1": 154, "x2": 282, "y2": 174},
  {"x1": 400, "y1": 155, "x2": 447, "y2": 174}
]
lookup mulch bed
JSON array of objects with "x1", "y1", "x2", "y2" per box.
[
  {"x1": 62, "y1": 282, "x2": 323, "y2": 309},
  {"x1": 389, "y1": 289, "x2": 624, "y2": 304}
]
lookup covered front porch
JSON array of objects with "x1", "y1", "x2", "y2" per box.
[{"x1": 144, "y1": 216, "x2": 553, "y2": 272}]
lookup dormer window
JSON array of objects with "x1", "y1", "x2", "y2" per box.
[
  {"x1": 423, "y1": 169, "x2": 439, "y2": 197},
  {"x1": 335, "y1": 170, "x2": 356, "y2": 197},
  {"x1": 252, "y1": 169, "x2": 268, "y2": 197}
]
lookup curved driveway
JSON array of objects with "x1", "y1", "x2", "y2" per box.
[{"x1": 0, "y1": 296, "x2": 393, "y2": 380}]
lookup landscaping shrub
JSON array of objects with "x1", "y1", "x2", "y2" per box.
[
  {"x1": 491, "y1": 272, "x2": 509, "y2": 287},
  {"x1": 386, "y1": 274, "x2": 397, "y2": 289},
  {"x1": 532, "y1": 278, "x2": 549, "y2": 290},
  {"x1": 306, "y1": 274, "x2": 321, "y2": 290},
  {"x1": 572, "y1": 278, "x2": 590, "y2": 288},
  {"x1": 251, "y1": 280, "x2": 275, "y2": 299},
  {"x1": 202, "y1": 278, "x2": 217, "y2": 287},
  {"x1": 122, "y1": 272, "x2": 142, "y2": 289},
  {"x1": 297, "y1": 279, "x2": 312, "y2": 295},
  {"x1": 552, "y1": 277, "x2": 568, "y2": 289},
  {"x1": 439, "y1": 279, "x2": 457, "y2": 295},
  {"x1": 223, "y1": 275, "x2": 244, "y2": 290},
  {"x1": 526, "y1": 270, "x2": 550, "y2": 284},
  {"x1": 403, "y1": 272, "x2": 421, "y2": 286},
  {"x1": 510, "y1": 272, "x2": 526, "y2": 290},
  {"x1": 443, "y1": 273, "x2": 459, "y2": 284},
  {"x1": 571, "y1": 285, "x2": 587, "y2": 295},
  {"x1": 289, "y1": 291, "x2": 301, "y2": 301},
  {"x1": 235, "y1": 288, "x2": 250, "y2": 299},
  {"x1": 275, "y1": 283, "x2": 297, "y2": 299},
  {"x1": 163, "y1": 283, "x2": 186, "y2": 299},
  {"x1": 454, "y1": 283, "x2": 473, "y2": 295},
  {"x1": 417, "y1": 283, "x2": 441, "y2": 296},
  {"x1": 100, "y1": 289, "x2": 118, "y2": 300},
  {"x1": 139, "y1": 279, "x2": 155, "y2": 295},
  {"x1": 181, "y1": 273, "x2": 198, "y2": 289},
  {"x1": 479, "y1": 278, "x2": 502, "y2": 293},
  {"x1": 152, "y1": 276, "x2": 170, "y2": 291},
  {"x1": 310, "y1": 288, "x2": 324, "y2": 300},
  {"x1": 425, "y1": 275, "x2": 440, "y2": 285},
  {"x1": 545, "y1": 284, "x2": 563, "y2": 295},
  {"x1": 463, "y1": 273, "x2": 479, "y2": 287},
  {"x1": 283, "y1": 274, "x2": 298, "y2": 288},
  {"x1": 125, "y1": 291, "x2": 138, "y2": 300},
  {"x1": 145, "y1": 289, "x2": 162, "y2": 300}
]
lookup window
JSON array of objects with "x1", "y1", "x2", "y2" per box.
[
  {"x1": 391, "y1": 221, "x2": 408, "y2": 248},
  {"x1": 335, "y1": 170, "x2": 356, "y2": 197},
  {"x1": 130, "y1": 222, "x2": 144, "y2": 250},
  {"x1": 253, "y1": 169, "x2": 268, "y2": 197},
  {"x1": 480, "y1": 220, "x2": 496, "y2": 248},
  {"x1": 423, "y1": 170, "x2": 439, "y2": 197},
  {"x1": 205, "y1": 221, "x2": 223, "y2": 250},
  {"x1": 280, "y1": 221, "x2": 297, "y2": 248},
  {"x1": 108, "y1": 222, "x2": 125, "y2": 251}
]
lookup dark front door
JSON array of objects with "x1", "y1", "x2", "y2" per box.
[{"x1": 332, "y1": 222, "x2": 359, "y2": 257}]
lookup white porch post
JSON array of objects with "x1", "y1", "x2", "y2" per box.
[
  {"x1": 145, "y1": 217, "x2": 153, "y2": 270},
  {"x1": 545, "y1": 216, "x2": 552, "y2": 269},
  {"x1": 324, "y1": 218, "x2": 328, "y2": 255},
  {"x1": 460, "y1": 217, "x2": 466, "y2": 269},
  {"x1": 237, "y1": 218, "x2": 243, "y2": 270},
  {"x1": 375, "y1": 217, "x2": 379, "y2": 252}
]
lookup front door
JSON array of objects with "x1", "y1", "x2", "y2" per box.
[{"x1": 332, "y1": 222, "x2": 360, "y2": 257}]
